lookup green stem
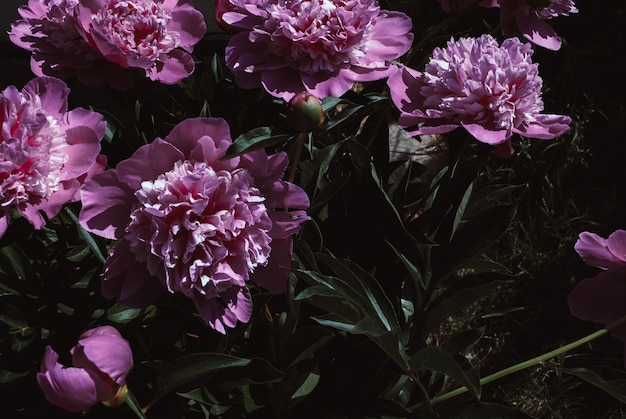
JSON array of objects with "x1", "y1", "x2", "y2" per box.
[
  {"x1": 125, "y1": 389, "x2": 148, "y2": 419},
  {"x1": 430, "y1": 314, "x2": 626, "y2": 405}
]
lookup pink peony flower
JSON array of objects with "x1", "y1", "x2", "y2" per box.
[
  {"x1": 0, "y1": 76, "x2": 106, "y2": 237},
  {"x1": 10, "y1": 0, "x2": 206, "y2": 89},
  {"x1": 387, "y1": 34, "x2": 571, "y2": 157},
  {"x1": 439, "y1": 0, "x2": 578, "y2": 50},
  {"x1": 222, "y1": 0, "x2": 414, "y2": 101},
  {"x1": 568, "y1": 230, "x2": 626, "y2": 366},
  {"x1": 37, "y1": 325, "x2": 133, "y2": 412},
  {"x1": 8, "y1": 0, "x2": 114, "y2": 86},
  {"x1": 498, "y1": 0, "x2": 578, "y2": 51},
  {"x1": 79, "y1": 117, "x2": 310, "y2": 333}
]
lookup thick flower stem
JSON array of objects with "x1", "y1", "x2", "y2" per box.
[{"x1": 428, "y1": 314, "x2": 626, "y2": 405}]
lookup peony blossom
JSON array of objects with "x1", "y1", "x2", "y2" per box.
[
  {"x1": 222, "y1": 0, "x2": 414, "y2": 101},
  {"x1": 10, "y1": 0, "x2": 206, "y2": 89},
  {"x1": 387, "y1": 34, "x2": 571, "y2": 157},
  {"x1": 0, "y1": 76, "x2": 106, "y2": 237},
  {"x1": 497, "y1": 0, "x2": 578, "y2": 51},
  {"x1": 439, "y1": 0, "x2": 578, "y2": 51},
  {"x1": 568, "y1": 230, "x2": 626, "y2": 366},
  {"x1": 79, "y1": 117, "x2": 310, "y2": 333},
  {"x1": 37, "y1": 325, "x2": 133, "y2": 412}
]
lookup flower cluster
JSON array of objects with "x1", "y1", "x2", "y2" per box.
[
  {"x1": 568, "y1": 230, "x2": 626, "y2": 365},
  {"x1": 79, "y1": 118, "x2": 310, "y2": 333},
  {"x1": 0, "y1": 76, "x2": 105, "y2": 237},
  {"x1": 37, "y1": 326, "x2": 133, "y2": 412},
  {"x1": 387, "y1": 34, "x2": 571, "y2": 156},
  {"x1": 10, "y1": 0, "x2": 206, "y2": 88},
  {"x1": 220, "y1": 0, "x2": 414, "y2": 100}
]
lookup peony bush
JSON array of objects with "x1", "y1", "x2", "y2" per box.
[{"x1": 1, "y1": 0, "x2": 625, "y2": 418}]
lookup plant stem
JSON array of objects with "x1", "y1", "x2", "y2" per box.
[
  {"x1": 430, "y1": 314, "x2": 626, "y2": 405},
  {"x1": 125, "y1": 389, "x2": 149, "y2": 419},
  {"x1": 287, "y1": 132, "x2": 308, "y2": 184}
]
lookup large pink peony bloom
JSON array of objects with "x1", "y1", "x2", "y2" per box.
[
  {"x1": 387, "y1": 34, "x2": 571, "y2": 157},
  {"x1": 79, "y1": 117, "x2": 310, "y2": 333},
  {"x1": 10, "y1": 0, "x2": 206, "y2": 89},
  {"x1": 439, "y1": 0, "x2": 578, "y2": 51},
  {"x1": 0, "y1": 76, "x2": 106, "y2": 237},
  {"x1": 568, "y1": 230, "x2": 626, "y2": 366},
  {"x1": 37, "y1": 326, "x2": 133, "y2": 412},
  {"x1": 222, "y1": 0, "x2": 414, "y2": 101}
]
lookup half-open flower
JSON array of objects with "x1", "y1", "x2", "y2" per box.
[
  {"x1": 568, "y1": 230, "x2": 626, "y2": 366},
  {"x1": 37, "y1": 326, "x2": 133, "y2": 412},
  {"x1": 79, "y1": 117, "x2": 310, "y2": 333},
  {"x1": 387, "y1": 34, "x2": 571, "y2": 157},
  {"x1": 0, "y1": 76, "x2": 106, "y2": 237},
  {"x1": 223, "y1": 0, "x2": 414, "y2": 101}
]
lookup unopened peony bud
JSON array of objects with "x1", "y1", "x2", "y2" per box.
[
  {"x1": 289, "y1": 92, "x2": 326, "y2": 132},
  {"x1": 37, "y1": 326, "x2": 133, "y2": 412}
]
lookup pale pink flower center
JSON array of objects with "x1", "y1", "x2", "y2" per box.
[
  {"x1": 126, "y1": 160, "x2": 272, "y2": 299},
  {"x1": 0, "y1": 93, "x2": 68, "y2": 207},
  {"x1": 94, "y1": 0, "x2": 179, "y2": 60},
  {"x1": 257, "y1": 0, "x2": 379, "y2": 73},
  {"x1": 421, "y1": 36, "x2": 544, "y2": 131}
]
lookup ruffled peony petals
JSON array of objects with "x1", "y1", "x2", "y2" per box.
[
  {"x1": 225, "y1": 0, "x2": 414, "y2": 99},
  {"x1": 388, "y1": 35, "x2": 571, "y2": 156},
  {"x1": 86, "y1": 117, "x2": 309, "y2": 332}
]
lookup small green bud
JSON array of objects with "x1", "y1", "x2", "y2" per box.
[{"x1": 288, "y1": 91, "x2": 325, "y2": 132}]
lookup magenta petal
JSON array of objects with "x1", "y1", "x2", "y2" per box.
[
  {"x1": 102, "y1": 241, "x2": 165, "y2": 307},
  {"x1": 165, "y1": 118, "x2": 232, "y2": 161},
  {"x1": 514, "y1": 13, "x2": 562, "y2": 51},
  {"x1": 115, "y1": 139, "x2": 184, "y2": 190},
  {"x1": 514, "y1": 114, "x2": 572, "y2": 140},
  {"x1": 461, "y1": 122, "x2": 510, "y2": 145},
  {"x1": 607, "y1": 230, "x2": 626, "y2": 263},
  {"x1": 575, "y1": 232, "x2": 615, "y2": 270},
  {"x1": 568, "y1": 271, "x2": 626, "y2": 343},
  {"x1": 71, "y1": 335, "x2": 132, "y2": 385},
  {"x1": 79, "y1": 171, "x2": 135, "y2": 239},
  {"x1": 37, "y1": 365, "x2": 106, "y2": 412},
  {"x1": 252, "y1": 238, "x2": 293, "y2": 294},
  {"x1": 22, "y1": 76, "x2": 69, "y2": 116},
  {"x1": 193, "y1": 285, "x2": 253, "y2": 334},
  {"x1": 263, "y1": 181, "x2": 311, "y2": 210},
  {"x1": 148, "y1": 49, "x2": 195, "y2": 84}
]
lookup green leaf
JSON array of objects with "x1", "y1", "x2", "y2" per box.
[
  {"x1": 410, "y1": 347, "x2": 481, "y2": 400},
  {"x1": 65, "y1": 207, "x2": 107, "y2": 264},
  {"x1": 152, "y1": 353, "x2": 252, "y2": 403},
  {"x1": 0, "y1": 369, "x2": 29, "y2": 384},
  {"x1": 291, "y1": 370, "x2": 320, "y2": 400},
  {"x1": 0, "y1": 244, "x2": 32, "y2": 281},
  {"x1": 222, "y1": 127, "x2": 290, "y2": 159},
  {"x1": 561, "y1": 367, "x2": 626, "y2": 404},
  {"x1": 106, "y1": 304, "x2": 143, "y2": 324}
]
